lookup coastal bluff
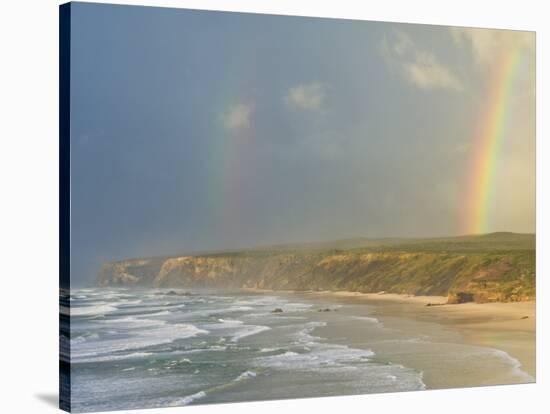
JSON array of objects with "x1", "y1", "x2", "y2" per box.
[{"x1": 98, "y1": 232, "x2": 535, "y2": 303}]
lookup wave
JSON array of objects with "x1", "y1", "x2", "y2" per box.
[
  {"x1": 68, "y1": 288, "x2": 433, "y2": 411},
  {"x1": 172, "y1": 391, "x2": 206, "y2": 406},
  {"x1": 226, "y1": 306, "x2": 254, "y2": 312},
  {"x1": 255, "y1": 344, "x2": 374, "y2": 372},
  {"x1": 161, "y1": 305, "x2": 254, "y2": 321},
  {"x1": 98, "y1": 316, "x2": 167, "y2": 328},
  {"x1": 116, "y1": 299, "x2": 143, "y2": 306},
  {"x1": 160, "y1": 302, "x2": 186, "y2": 308},
  {"x1": 70, "y1": 333, "x2": 99, "y2": 345},
  {"x1": 143, "y1": 310, "x2": 171, "y2": 317},
  {"x1": 293, "y1": 321, "x2": 326, "y2": 345},
  {"x1": 259, "y1": 347, "x2": 280, "y2": 353},
  {"x1": 233, "y1": 296, "x2": 282, "y2": 306},
  {"x1": 200, "y1": 318, "x2": 270, "y2": 343},
  {"x1": 176, "y1": 345, "x2": 228, "y2": 355},
  {"x1": 107, "y1": 302, "x2": 186, "y2": 318},
  {"x1": 351, "y1": 316, "x2": 381, "y2": 324},
  {"x1": 71, "y1": 288, "x2": 98, "y2": 294},
  {"x1": 233, "y1": 296, "x2": 313, "y2": 311},
  {"x1": 217, "y1": 318, "x2": 244, "y2": 326},
  {"x1": 67, "y1": 303, "x2": 119, "y2": 317},
  {"x1": 71, "y1": 322, "x2": 209, "y2": 362},
  {"x1": 488, "y1": 348, "x2": 534, "y2": 382},
  {"x1": 230, "y1": 325, "x2": 271, "y2": 342},
  {"x1": 283, "y1": 302, "x2": 314, "y2": 312},
  {"x1": 170, "y1": 370, "x2": 257, "y2": 408},
  {"x1": 233, "y1": 370, "x2": 257, "y2": 382},
  {"x1": 76, "y1": 351, "x2": 154, "y2": 363}
]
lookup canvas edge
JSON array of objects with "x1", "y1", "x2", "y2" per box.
[{"x1": 59, "y1": 2, "x2": 72, "y2": 412}]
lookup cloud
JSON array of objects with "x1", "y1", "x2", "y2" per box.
[
  {"x1": 285, "y1": 82, "x2": 327, "y2": 110},
  {"x1": 404, "y1": 52, "x2": 463, "y2": 91},
  {"x1": 222, "y1": 103, "x2": 253, "y2": 130},
  {"x1": 382, "y1": 31, "x2": 463, "y2": 92},
  {"x1": 450, "y1": 27, "x2": 534, "y2": 66}
]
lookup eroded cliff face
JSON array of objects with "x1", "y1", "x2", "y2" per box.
[
  {"x1": 98, "y1": 257, "x2": 166, "y2": 287},
  {"x1": 98, "y1": 250, "x2": 535, "y2": 302}
]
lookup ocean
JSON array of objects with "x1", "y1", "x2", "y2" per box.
[{"x1": 62, "y1": 288, "x2": 532, "y2": 412}]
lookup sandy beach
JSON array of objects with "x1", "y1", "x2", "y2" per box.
[{"x1": 301, "y1": 290, "x2": 536, "y2": 379}]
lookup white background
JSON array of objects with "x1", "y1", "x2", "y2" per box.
[{"x1": 0, "y1": 0, "x2": 547, "y2": 413}]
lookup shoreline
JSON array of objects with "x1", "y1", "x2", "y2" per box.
[{"x1": 244, "y1": 288, "x2": 536, "y2": 379}]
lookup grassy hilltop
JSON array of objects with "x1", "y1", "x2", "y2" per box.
[{"x1": 99, "y1": 232, "x2": 535, "y2": 303}]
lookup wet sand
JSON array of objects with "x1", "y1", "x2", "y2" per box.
[{"x1": 306, "y1": 290, "x2": 536, "y2": 379}]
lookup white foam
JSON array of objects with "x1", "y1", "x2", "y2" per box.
[
  {"x1": 70, "y1": 333, "x2": 99, "y2": 345},
  {"x1": 207, "y1": 345, "x2": 228, "y2": 351},
  {"x1": 177, "y1": 345, "x2": 228, "y2": 355},
  {"x1": 490, "y1": 348, "x2": 535, "y2": 382},
  {"x1": 117, "y1": 299, "x2": 143, "y2": 306},
  {"x1": 233, "y1": 296, "x2": 282, "y2": 306},
  {"x1": 230, "y1": 325, "x2": 271, "y2": 342},
  {"x1": 145, "y1": 310, "x2": 171, "y2": 317},
  {"x1": 204, "y1": 318, "x2": 270, "y2": 343},
  {"x1": 172, "y1": 391, "x2": 206, "y2": 406},
  {"x1": 294, "y1": 321, "x2": 327, "y2": 344},
  {"x1": 255, "y1": 344, "x2": 374, "y2": 372},
  {"x1": 69, "y1": 303, "x2": 118, "y2": 316},
  {"x1": 72, "y1": 288, "x2": 96, "y2": 294},
  {"x1": 76, "y1": 351, "x2": 154, "y2": 363},
  {"x1": 351, "y1": 316, "x2": 380, "y2": 324},
  {"x1": 217, "y1": 318, "x2": 244, "y2": 326},
  {"x1": 234, "y1": 370, "x2": 257, "y2": 382},
  {"x1": 259, "y1": 347, "x2": 280, "y2": 353},
  {"x1": 99, "y1": 316, "x2": 166, "y2": 328},
  {"x1": 71, "y1": 323, "x2": 208, "y2": 362},
  {"x1": 227, "y1": 306, "x2": 254, "y2": 312},
  {"x1": 283, "y1": 302, "x2": 314, "y2": 312}
]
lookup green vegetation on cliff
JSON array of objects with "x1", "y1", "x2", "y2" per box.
[{"x1": 98, "y1": 232, "x2": 535, "y2": 303}]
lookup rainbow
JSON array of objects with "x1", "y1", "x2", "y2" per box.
[
  {"x1": 463, "y1": 46, "x2": 525, "y2": 235},
  {"x1": 208, "y1": 61, "x2": 259, "y2": 237}
]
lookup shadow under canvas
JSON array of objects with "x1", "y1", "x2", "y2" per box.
[{"x1": 35, "y1": 393, "x2": 58, "y2": 408}]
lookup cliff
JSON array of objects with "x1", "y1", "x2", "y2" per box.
[{"x1": 98, "y1": 233, "x2": 535, "y2": 303}]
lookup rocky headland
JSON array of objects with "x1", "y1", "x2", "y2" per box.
[{"x1": 98, "y1": 232, "x2": 535, "y2": 304}]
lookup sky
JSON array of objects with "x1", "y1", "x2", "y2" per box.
[{"x1": 69, "y1": 3, "x2": 535, "y2": 286}]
